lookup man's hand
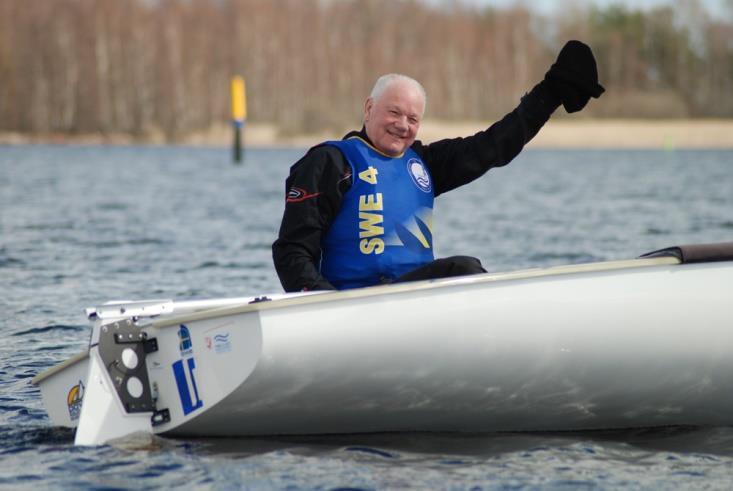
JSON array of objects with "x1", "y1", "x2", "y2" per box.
[{"x1": 544, "y1": 40, "x2": 605, "y2": 113}]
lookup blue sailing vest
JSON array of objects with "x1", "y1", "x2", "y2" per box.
[{"x1": 321, "y1": 137, "x2": 435, "y2": 289}]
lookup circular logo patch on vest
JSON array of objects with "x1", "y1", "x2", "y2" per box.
[{"x1": 407, "y1": 158, "x2": 432, "y2": 193}]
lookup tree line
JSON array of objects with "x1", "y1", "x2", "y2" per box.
[{"x1": 0, "y1": 0, "x2": 731, "y2": 141}]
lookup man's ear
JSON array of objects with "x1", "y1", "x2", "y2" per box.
[{"x1": 363, "y1": 97, "x2": 373, "y2": 122}]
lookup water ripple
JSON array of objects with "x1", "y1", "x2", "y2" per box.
[
  {"x1": 0, "y1": 256, "x2": 25, "y2": 268},
  {"x1": 12, "y1": 324, "x2": 86, "y2": 336},
  {"x1": 0, "y1": 425, "x2": 74, "y2": 449},
  {"x1": 344, "y1": 446, "x2": 397, "y2": 459}
]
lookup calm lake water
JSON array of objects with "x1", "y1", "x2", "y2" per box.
[{"x1": 1, "y1": 144, "x2": 732, "y2": 489}]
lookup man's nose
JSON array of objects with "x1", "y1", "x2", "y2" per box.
[{"x1": 394, "y1": 116, "x2": 408, "y2": 131}]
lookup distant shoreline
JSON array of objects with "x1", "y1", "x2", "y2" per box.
[{"x1": 2, "y1": 119, "x2": 732, "y2": 149}]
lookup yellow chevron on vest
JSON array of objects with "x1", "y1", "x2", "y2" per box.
[{"x1": 385, "y1": 207, "x2": 433, "y2": 248}]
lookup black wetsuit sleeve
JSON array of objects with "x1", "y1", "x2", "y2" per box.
[
  {"x1": 416, "y1": 80, "x2": 561, "y2": 197},
  {"x1": 272, "y1": 145, "x2": 352, "y2": 292}
]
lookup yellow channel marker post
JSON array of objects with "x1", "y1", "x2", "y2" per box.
[{"x1": 231, "y1": 76, "x2": 247, "y2": 163}]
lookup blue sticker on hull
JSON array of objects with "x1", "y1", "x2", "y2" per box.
[
  {"x1": 178, "y1": 324, "x2": 193, "y2": 356},
  {"x1": 173, "y1": 357, "x2": 204, "y2": 415}
]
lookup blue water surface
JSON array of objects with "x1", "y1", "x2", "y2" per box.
[{"x1": 1, "y1": 144, "x2": 732, "y2": 489}]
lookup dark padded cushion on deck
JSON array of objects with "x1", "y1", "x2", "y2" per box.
[{"x1": 639, "y1": 242, "x2": 733, "y2": 263}]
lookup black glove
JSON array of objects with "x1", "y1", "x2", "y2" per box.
[{"x1": 544, "y1": 40, "x2": 605, "y2": 113}]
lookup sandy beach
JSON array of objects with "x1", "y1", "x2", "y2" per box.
[
  {"x1": 2, "y1": 119, "x2": 732, "y2": 149},
  {"x1": 184, "y1": 119, "x2": 733, "y2": 149},
  {"x1": 418, "y1": 119, "x2": 733, "y2": 150}
]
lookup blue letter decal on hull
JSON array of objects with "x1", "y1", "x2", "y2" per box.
[{"x1": 173, "y1": 357, "x2": 204, "y2": 415}]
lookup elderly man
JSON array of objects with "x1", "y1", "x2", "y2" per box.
[{"x1": 273, "y1": 40, "x2": 604, "y2": 292}]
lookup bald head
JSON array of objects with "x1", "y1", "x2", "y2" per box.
[{"x1": 369, "y1": 74, "x2": 427, "y2": 115}]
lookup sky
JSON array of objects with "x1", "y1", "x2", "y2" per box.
[{"x1": 455, "y1": 0, "x2": 730, "y2": 17}]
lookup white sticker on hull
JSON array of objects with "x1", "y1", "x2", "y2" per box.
[{"x1": 205, "y1": 332, "x2": 232, "y2": 354}]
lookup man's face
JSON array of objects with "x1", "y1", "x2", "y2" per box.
[{"x1": 363, "y1": 81, "x2": 424, "y2": 157}]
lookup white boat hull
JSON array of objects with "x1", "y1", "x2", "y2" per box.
[{"x1": 32, "y1": 250, "x2": 733, "y2": 444}]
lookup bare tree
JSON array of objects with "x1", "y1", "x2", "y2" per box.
[{"x1": 1, "y1": 0, "x2": 731, "y2": 140}]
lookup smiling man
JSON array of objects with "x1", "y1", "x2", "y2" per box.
[
  {"x1": 363, "y1": 75, "x2": 425, "y2": 156},
  {"x1": 273, "y1": 41, "x2": 604, "y2": 292}
]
